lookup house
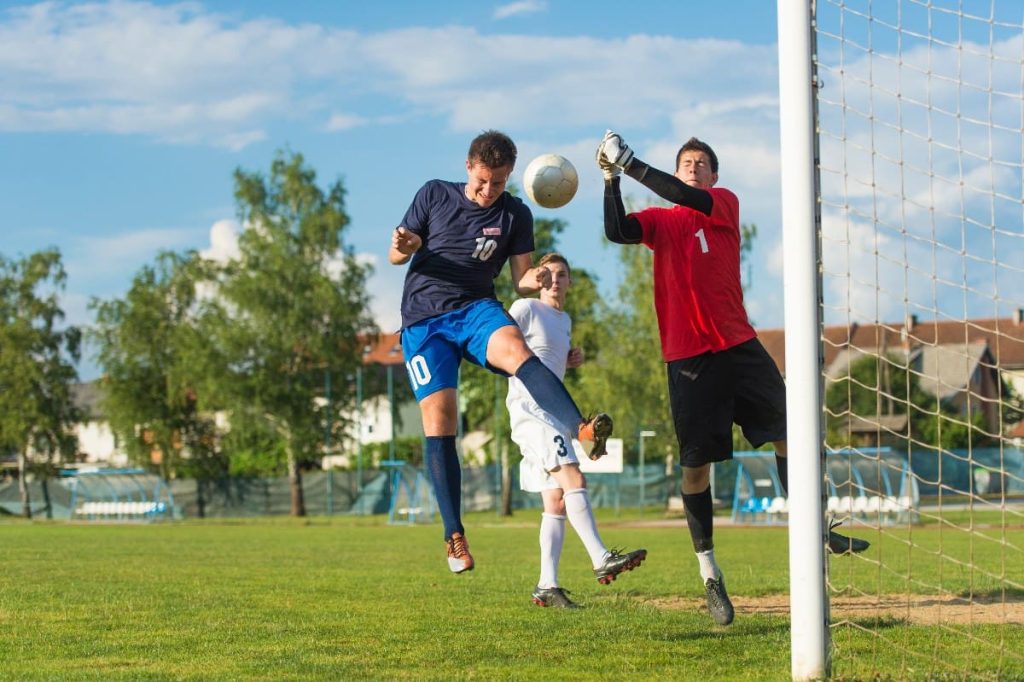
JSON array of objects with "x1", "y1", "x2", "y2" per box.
[
  {"x1": 756, "y1": 312, "x2": 1024, "y2": 437},
  {"x1": 70, "y1": 381, "x2": 129, "y2": 466}
]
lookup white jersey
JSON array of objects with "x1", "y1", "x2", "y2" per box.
[
  {"x1": 507, "y1": 297, "x2": 579, "y2": 492},
  {"x1": 506, "y1": 298, "x2": 572, "y2": 426}
]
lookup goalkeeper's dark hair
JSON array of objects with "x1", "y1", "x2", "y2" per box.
[
  {"x1": 675, "y1": 137, "x2": 719, "y2": 173},
  {"x1": 537, "y1": 252, "x2": 571, "y2": 278},
  {"x1": 468, "y1": 130, "x2": 518, "y2": 169}
]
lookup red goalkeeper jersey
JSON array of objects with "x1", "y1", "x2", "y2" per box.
[{"x1": 633, "y1": 187, "x2": 756, "y2": 361}]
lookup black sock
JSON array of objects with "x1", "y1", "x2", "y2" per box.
[
  {"x1": 776, "y1": 454, "x2": 789, "y2": 495},
  {"x1": 425, "y1": 436, "x2": 462, "y2": 539},
  {"x1": 682, "y1": 486, "x2": 715, "y2": 552},
  {"x1": 515, "y1": 356, "x2": 584, "y2": 430}
]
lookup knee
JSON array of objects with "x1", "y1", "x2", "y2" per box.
[
  {"x1": 546, "y1": 499, "x2": 566, "y2": 516},
  {"x1": 681, "y1": 465, "x2": 711, "y2": 494},
  {"x1": 564, "y1": 465, "x2": 586, "y2": 490}
]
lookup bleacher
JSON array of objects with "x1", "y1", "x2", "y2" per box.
[{"x1": 731, "y1": 448, "x2": 919, "y2": 525}]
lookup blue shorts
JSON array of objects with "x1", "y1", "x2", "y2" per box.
[{"x1": 400, "y1": 299, "x2": 516, "y2": 401}]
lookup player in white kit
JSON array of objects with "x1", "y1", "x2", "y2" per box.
[{"x1": 507, "y1": 253, "x2": 647, "y2": 608}]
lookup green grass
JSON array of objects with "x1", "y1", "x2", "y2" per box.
[{"x1": 1, "y1": 512, "x2": 1022, "y2": 681}]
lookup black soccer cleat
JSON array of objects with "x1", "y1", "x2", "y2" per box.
[
  {"x1": 532, "y1": 585, "x2": 580, "y2": 609},
  {"x1": 593, "y1": 548, "x2": 647, "y2": 585},
  {"x1": 827, "y1": 520, "x2": 871, "y2": 554},
  {"x1": 704, "y1": 575, "x2": 735, "y2": 626}
]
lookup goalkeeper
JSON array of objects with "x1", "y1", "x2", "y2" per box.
[{"x1": 596, "y1": 131, "x2": 869, "y2": 627}]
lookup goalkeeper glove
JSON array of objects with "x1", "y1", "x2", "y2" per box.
[
  {"x1": 598, "y1": 130, "x2": 634, "y2": 172},
  {"x1": 596, "y1": 146, "x2": 621, "y2": 181}
]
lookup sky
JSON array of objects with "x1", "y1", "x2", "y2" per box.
[{"x1": 2, "y1": 0, "x2": 1021, "y2": 381}]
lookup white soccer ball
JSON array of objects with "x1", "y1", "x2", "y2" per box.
[{"x1": 522, "y1": 153, "x2": 578, "y2": 209}]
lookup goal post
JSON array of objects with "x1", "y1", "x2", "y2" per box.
[{"x1": 777, "y1": 1, "x2": 830, "y2": 680}]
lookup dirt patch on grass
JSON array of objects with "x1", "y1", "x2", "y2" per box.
[{"x1": 646, "y1": 593, "x2": 1024, "y2": 625}]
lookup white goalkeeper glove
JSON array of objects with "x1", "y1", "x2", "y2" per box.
[
  {"x1": 597, "y1": 130, "x2": 634, "y2": 175},
  {"x1": 596, "y1": 132, "x2": 621, "y2": 181}
]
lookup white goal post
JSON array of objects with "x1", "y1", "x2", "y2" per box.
[{"x1": 777, "y1": 1, "x2": 830, "y2": 680}]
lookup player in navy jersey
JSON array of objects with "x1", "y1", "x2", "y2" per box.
[
  {"x1": 596, "y1": 130, "x2": 870, "y2": 626},
  {"x1": 389, "y1": 130, "x2": 612, "y2": 574}
]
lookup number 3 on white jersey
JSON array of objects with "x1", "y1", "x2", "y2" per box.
[
  {"x1": 695, "y1": 228, "x2": 709, "y2": 254},
  {"x1": 406, "y1": 355, "x2": 432, "y2": 388}
]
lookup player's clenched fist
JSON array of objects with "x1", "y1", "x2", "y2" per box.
[
  {"x1": 533, "y1": 265, "x2": 552, "y2": 290},
  {"x1": 393, "y1": 226, "x2": 421, "y2": 254},
  {"x1": 389, "y1": 226, "x2": 423, "y2": 264}
]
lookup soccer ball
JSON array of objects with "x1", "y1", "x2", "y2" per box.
[{"x1": 522, "y1": 153, "x2": 578, "y2": 209}]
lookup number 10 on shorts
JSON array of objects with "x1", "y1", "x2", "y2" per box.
[{"x1": 406, "y1": 355, "x2": 432, "y2": 388}]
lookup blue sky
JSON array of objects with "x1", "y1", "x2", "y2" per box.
[{"x1": 2, "y1": 0, "x2": 1021, "y2": 381}]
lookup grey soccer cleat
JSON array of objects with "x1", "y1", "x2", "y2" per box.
[
  {"x1": 593, "y1": 548, "x2": 647, "y2": 585},
  {"x1": 532, "y1": 585, "x2": 581, "y2": 608},
  {"x1": 827, "y1": 520, "x2": 871, "y2": 554},
  {"x1": 704, "y1": 574, "x2": 735, "y2": 626}
]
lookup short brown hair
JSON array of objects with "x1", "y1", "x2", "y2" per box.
[
  {"x1": 468, "y1": 130, "x2": 518, "y2": 169},
  {"x1": 538, "y1": 252, "x2": 571, "y2": 277},
  {"x1": 675, "y1": 137, "x2": 719, "y2": 173}
]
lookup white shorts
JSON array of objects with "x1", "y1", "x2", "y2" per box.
[{"x1": 510, "y1": 403, "x2": 579, "y2": 493}]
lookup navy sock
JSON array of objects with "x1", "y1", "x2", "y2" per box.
[
  {"x1": 682, "y1": 486, "x2": 715, "y2": 552},
  {"x1": 776, "y1": 454, "x2": 789, "y2": 495},
  {"x1": 425, "y1": 436, "x2": 462, "y2": 539},
  {"x1": 515, "y1": 356, "x2": 584, "y2": 430}
]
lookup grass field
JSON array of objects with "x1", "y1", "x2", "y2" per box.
[{"x1": 2, "y1": 511, "x2": 1022, "y2": 681}]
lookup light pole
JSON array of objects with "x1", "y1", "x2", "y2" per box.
[{"x1": 638, "y1": 430, "x2": 656, "y2": 514}]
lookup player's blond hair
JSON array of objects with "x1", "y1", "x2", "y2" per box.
[{"x1": 538, "y1": 252, "x2": 571, "y2": 278}]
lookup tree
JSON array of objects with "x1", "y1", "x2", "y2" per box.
[
  {"x1": 576, "y1": 236, "x2": 673, "y2": 464},
  {"x1": 91, "y1": 252, "x2": 222, "y2": 484},
  {"x1": 0, "y1": 249, "x2": 81, "y2": 518},
  {"x1": 192, "y1": 150, "x2": 375, "y2": 516}
]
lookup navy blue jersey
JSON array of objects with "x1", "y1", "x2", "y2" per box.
[{"x1": 398, "y1": 179, "x2": 534, "y2": 328}]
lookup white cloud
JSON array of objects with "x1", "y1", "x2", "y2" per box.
[
  {"x1": 325, "y1": 112, "x2": 368, "y2": 131},
  {"x1": 0, "y1": 2, "x2": 778, "y2": 146},
  {"x1": 68, "y1": 226, "x2": 196, "y2": 282},
  {"x1": 493, "y1": 1, "x2": 547, "y2": 20},
  {"x1": 200, "y1": 219, "x2": 241, "y2": 263}
]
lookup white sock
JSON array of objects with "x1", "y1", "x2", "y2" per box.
[
  {"x1": 563, "y1": 488, "x2": 609, "y2": 568},
  {"x1": 538, "y1": 513, "x2": 565, "y2": 589},
  {"x1": 697, "y1": 549, "x2": 721, "y2": 582}
]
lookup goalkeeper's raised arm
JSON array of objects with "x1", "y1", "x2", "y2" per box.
[{"x1": 596, "y1": 130, "x2": 714, "y2": 215}]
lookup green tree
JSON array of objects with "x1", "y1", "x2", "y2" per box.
[
  {"x1": 0, "y1": 249, "x2": 81, "y2": 518},
  {"x1": 576, "y1": 235, "x2": 672, "y2": 464},
  {"x1": 91, "y1": 252, "x2": 222, "y2": 484},
  {"x1": 192, "y1": 150, "x2": 375, "y2": 516}
]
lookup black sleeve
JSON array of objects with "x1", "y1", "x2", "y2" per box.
[
  {"x1": 603, "y1": 177, "x2": 643, "y2": 244},
  {"x1": 625, "y1": 160, "x2": 713, "y2": 216}
]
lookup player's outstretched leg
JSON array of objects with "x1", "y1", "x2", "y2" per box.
[
  {"x1": 593, "y1": 548, "x2": 648, "y2": 585},
  {"x1": 577, "y1": 413, "x2": 613, "y2": 460},
  {"x1": 532, "y1": 585, "x2": 580, "y2": 608}
]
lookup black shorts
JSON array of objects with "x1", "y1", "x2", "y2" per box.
[{"x1": 667, "y1": 337, "x2": 787, "y2": 467}]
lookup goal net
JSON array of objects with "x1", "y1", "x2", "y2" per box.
[{"x1": 785, "y1": 0, "x2": 1024, "y2": 679}]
